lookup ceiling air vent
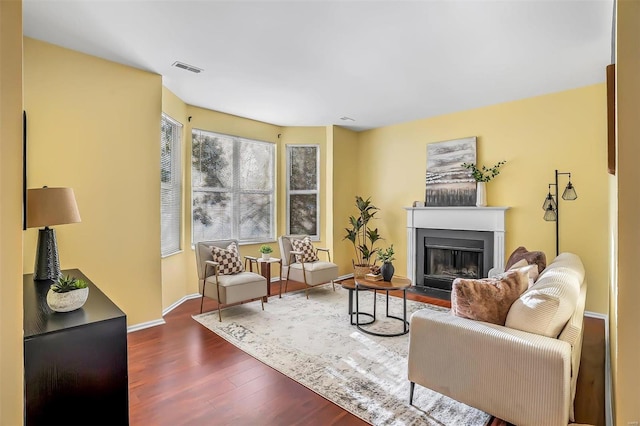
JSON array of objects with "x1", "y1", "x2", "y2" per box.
[{"x1": 172, "y1": 61, "x2": 203, "y2": 74}]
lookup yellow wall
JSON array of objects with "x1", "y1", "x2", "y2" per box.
[
  {"x1": 161, "y1": 87, "x2": 190, "y2": 310},
  {"x1": 356, "y1": 84, "x2": 609, "y2": 314},
  {"x1": 183, "y1": 106, "x2": 282, "y2": 290},
  {"x1": 332, "y1": 126, "x2": 360, "y2": 275},
  {"x1": 612, "y1": 0, "x2": 640, "y2": 423},
  {"x1": 23, "y1": 38, "x2": 164, "y2": 326},
  {"x1": 0, "y1": 0, "x2": 24, "y2": 423}
]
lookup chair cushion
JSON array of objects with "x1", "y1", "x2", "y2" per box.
[
  {"x1": 505, "y1": 246, "x2": 547, "y2": 274},
  {"x1": 450, "y1": 269, "x2": 528, "y2": 326},
  {"x1": 210, "y1": 242, "x2": 243, "y2": 275},
  {"x1": 291, "y1": 236, "x2": 319, "y2": 263}
]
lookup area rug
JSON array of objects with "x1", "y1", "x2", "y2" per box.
[{"x1": 192, "y1": 284, "x2": 491, "y2": 426}]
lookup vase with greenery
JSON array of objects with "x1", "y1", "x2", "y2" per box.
[
  {"x1": 46, "y1": 275, "x2": 89, "y2": 312},
  {"x1": 461, "y1": 160, "x2": 507, "y2": 207},
  {"x1": 376, "y1": 245, "x2": 396, "y2": 282},
  {"x1": 259, "y1": 244, "x2": 273, "y2": 260},
  {"x1": 343, "y1": 196, "x2": 382, "y2": 278}
]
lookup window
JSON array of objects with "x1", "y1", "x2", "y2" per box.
[
  {"x1": 286, "y1": 145, "x2": 319, "y2": 239},
  {"x1": 191, "y1": 129, "x2": 275, "y2": 244},
  {"x1": 161, "y1": 114, "x2": 183, "y2": 257}
]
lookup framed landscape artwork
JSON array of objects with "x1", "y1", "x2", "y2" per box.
[{"x1": 425, "y1": 136, "x2": 477, "y2": 206}]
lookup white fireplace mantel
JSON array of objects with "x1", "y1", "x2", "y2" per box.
[{"x1": 405, "y1": 206, "x2": 510, "y2": 285}]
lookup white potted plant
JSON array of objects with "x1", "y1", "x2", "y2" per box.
[
  {"x1": 259, "y1": 244, "x2": 273, "y2": 260},
  {"x1": 46, "y1": 275, "x2": 89, "y2": 312},
  {"x1": 461, "y1": 160, "x2": 507, "y2": 207}
]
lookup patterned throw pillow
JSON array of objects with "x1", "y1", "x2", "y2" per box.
[
  {"x1": 291, "y1": 237, "x2": 319, "y2": 263},
  {"x1": 210, "y1": 242, "x2": 243, "y2": 275}
]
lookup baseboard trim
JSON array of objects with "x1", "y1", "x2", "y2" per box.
[{"x1": 127, "y1": 318, "x2": 165, "y2": 333}]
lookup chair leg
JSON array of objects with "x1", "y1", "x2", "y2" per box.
[
  {"x1": 305, "y1": 288, "x2": 309, "y2": 299},
  {"x1": 331, "y1": 280, "x2": 335, "y2": 291},
  {"x1": 217, "y1": 304, "x2": 222, "y2": 322},
  {"x1": 284, "y1": 266, "x2": 290, "y2": 294},
  {"x1": 261, "y1": 298, "x2": 264, "y2": 311},
  {"x1": 200, "y1": 294, "x2": 205, "y2": 314},
  {"x1": 409, "y1": 382, "x2": 415, "y2": 405}
]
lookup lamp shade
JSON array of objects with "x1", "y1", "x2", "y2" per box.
[
  {"x1": 543, "y1": 204, "x2": 557, "y2": 221},
  {"x1": 562, "y1": 182, "x2": 578, "y2": 201},
  {"x1": 27, "y1": 187, "x2": 81, "y2": 228},
  {"x1": 542, "y1": 193, "x2": 557, "y2": 211}
]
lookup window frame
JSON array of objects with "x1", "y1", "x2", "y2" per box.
[
  {"x1": 286, "y1": 144, "x2": 320, "y2": 241},
  {"x1": 160, "y1": 113, "x2": 183, "y2": 258},
  {"x1": 191, "y1": 128, "x2": 275, "y2": 246}
]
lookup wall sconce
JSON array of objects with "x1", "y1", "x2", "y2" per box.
[
  {"x1": 542, "y1": 170, "x2": 577, "y2": 256},
  {"x1": 27, "y1": 186, "x2": 81, "y2": 281}
]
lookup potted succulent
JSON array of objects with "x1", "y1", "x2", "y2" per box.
[
  {"x1": 343, "y1": 196, "x2": 383, "y2": 278},
  {"x1": 376, "y1": 244, "x2": 396, "y2": 282},
  {"x1": 461, "y1": 160, "x2": 507, "y2": 207},
  {"x1": 46, "y1": 275, "x2": 89, "y2": 312},
  {"x1": 259, "y1": 244, "x2": 273, "y2": 260}
]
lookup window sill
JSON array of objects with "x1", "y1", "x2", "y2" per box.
[{"x1": 161, "y1": 249, "x2": 184, "y2": 259}]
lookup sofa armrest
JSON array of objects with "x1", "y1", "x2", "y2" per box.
[{"x1": 408, "y1": 309, "x2": 572, "y2": 426}]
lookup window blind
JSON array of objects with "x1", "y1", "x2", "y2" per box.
[{"x1": 161, "y1": 113, "x2": 182, "y2": 257}]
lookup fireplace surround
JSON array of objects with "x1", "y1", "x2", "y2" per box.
[{"x1": 405, "y1": 206, "x2": 509, "y2": 299}]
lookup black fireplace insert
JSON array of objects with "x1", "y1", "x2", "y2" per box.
[{"x1": 415, "y1": 228, "x2": 493, "y2": 300}]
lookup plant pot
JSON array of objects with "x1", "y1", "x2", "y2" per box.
[
  {"x1": 261, "y1": 253, "x2": 271, "y2": 260},
  {"x1": 46, "y1": 287, "x2": 89, "y2": 312},
  {"x1": 354, "y1": 264, "x2": 370, "y2": 279},
  {"x1": 476, "y1": 182, "x2": 487, "y2": 207},
  {"x1": 381, "y1": 262, "x2": 395, "y2": 282}
]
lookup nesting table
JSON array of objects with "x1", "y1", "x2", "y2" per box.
[{"x1": 341, "y1": 275, "x2": 412, "y2": 337}]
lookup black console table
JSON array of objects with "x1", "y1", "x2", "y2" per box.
[{"x1": 23, "y1": 269, "x2": 129, "y2": 425}]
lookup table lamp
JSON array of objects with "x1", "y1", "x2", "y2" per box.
[{"x1": 27, "y1": 186, "x2": 81, "y2": 281}]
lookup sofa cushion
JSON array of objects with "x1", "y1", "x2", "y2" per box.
[
  {"x1": 505, "y1": 246, "x2": 547, "y2": 274},
  {"x1": 210, "y1": 242, "x2": 244, "y2": 275},
  {"x1": 505, "y1": 263, "x2": 581, "y2": 338},
  {"x1": 451, "y1": 269, "x2": 528, "y2": 326},
  {"x1": 508, "y1": 259, "x2": 540, "y2": 289},
  {"x1": 291, "y1": 236, "x2": 319, "y2": 263}
]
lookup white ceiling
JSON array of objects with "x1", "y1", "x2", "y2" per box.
[{"x1": 23, "y1": 0, "x2": 613, "y2": 132}]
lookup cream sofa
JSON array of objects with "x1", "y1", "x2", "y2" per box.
[{"x1": 407, "y1": 252, "x2": 587, "y2": 426}]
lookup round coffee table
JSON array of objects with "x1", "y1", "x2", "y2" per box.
[{"x1": 354, "y1": 276, "x2": 411, "y2": 337}]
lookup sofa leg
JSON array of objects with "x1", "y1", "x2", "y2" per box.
[
  {"x1": 409, "y1": 382, "x2": 415, "y2": 405},
  {"x1": 217, "y1": 305, "x2": 222, "y2": 322},
  {"x1": 261, "y1": 298, "x2": 264, "y2": 311},
  {"x1": 331, "y1": 280, "x2": 335, "y2": 291}
]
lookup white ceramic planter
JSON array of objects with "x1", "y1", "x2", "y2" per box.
[
  {"x1": 46, "y1": 287, "x2": 89, "y2": 312},
  {"x1": 261, "y1": 253, "x2": 271, "y2": 260}
]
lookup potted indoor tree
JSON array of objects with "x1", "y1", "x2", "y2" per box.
[
  {"x1": 259, "y1": 244, "x2": 273, "y2": 260},
  {"x1": 376, "y1": 244, "x2": 396, "y2": 282},
  {"x1": 46, "y1": 275, "x2": 89, "y2": 312},
  {"x1": 461, "y1": 160, "x2": 507, "y2": 207},
  {"x1": 343, "y1": 196, "x2": 383, "y2": 278}
]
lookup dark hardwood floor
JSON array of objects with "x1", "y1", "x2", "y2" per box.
[{"x1": 127, "y1": 279, "x2": 605, "y2": 426}]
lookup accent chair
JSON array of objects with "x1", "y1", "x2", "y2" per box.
[
  {"x1": 195, "y1": 239, "x2": 268, "y2": 321},
  {"x1": 278, "y1": 234, "x2": 339, "y2": 299}
]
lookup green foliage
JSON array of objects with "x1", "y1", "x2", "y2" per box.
[
  {"x1": 259, "y1": 244, "x2": 273, "y2": 254},
  {"x1": 51, "y1": 275, "x2": 88, "y2": 293},
  {"x1": 343, "y1": 196, "x2": 383, "y2": 266},
  {"x1": 461, "y1": 160, "x2": 507, "y2": 182},
  {"x1": 376, "y1": 245, "x2": 395, "y2": 263}
]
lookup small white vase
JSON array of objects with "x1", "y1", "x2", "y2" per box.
[
  {"x1": 261, "y1": 253, "x2": 270, "y2": 260},
  {"x1": 476, "y1": 182, "x2": 487, "y2": 207}
]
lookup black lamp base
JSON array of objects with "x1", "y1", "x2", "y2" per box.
[{"x1": 34, "y1": 227, "x2": 61, "y2": 281}]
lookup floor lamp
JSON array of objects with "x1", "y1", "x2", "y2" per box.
[
  {"x1": 27, "y1": 187, "x2": 81, "y2": 281},
  {"x1": 542, "y1": 170, "x2": 577, "y2": 256}
]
